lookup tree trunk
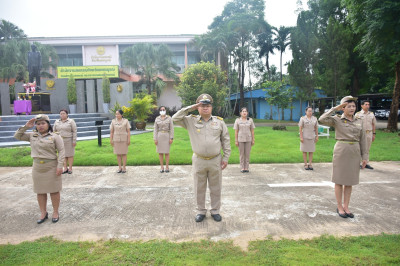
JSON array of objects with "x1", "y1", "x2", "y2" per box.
[
  {"x1": 280, "y1": 51, "x2": 283, "y2": 82},
  {"x1": 281, "y1": 107, "x2": 285, "y2": 121},
  {"x1": 266, "y1": 54, "x2": 270, "y2": 80},
  {"x1": 270, "y1": 105, "x2": 273, "y2": 120},
  {"x1": 387, "y1": 61, "x2": 400, "y2": 131}
]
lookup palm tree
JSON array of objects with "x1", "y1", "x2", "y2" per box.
[
  {"x1": 274, "y1": 26, "x2": 292, "y2": 82},
  {"x1": 122, "y1": 43, "x2": 179, "y2": 95},
  {"x1": 257, "y1": 21, "x2": 276, "y2": 80},
  {"x1": 0, "y1": 19, "x2": 26, "y2": 42}
]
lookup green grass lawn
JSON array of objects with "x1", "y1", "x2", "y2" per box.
[
  {"x1": 1, "y1": 126, "x2": 399, "y2": 167},
  {"x1": 0, "y1": 234, "x2": 399, "y2": 265}
]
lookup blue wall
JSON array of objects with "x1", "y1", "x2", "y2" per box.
[{"x1": 229, "y1": 87, "x2": 326, "y2": 122}]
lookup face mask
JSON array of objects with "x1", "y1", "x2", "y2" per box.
[{"x1": 160, "y1": 111, "x2": 166, "y2": 116}]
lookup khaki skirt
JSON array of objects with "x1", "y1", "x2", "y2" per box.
[
  {"x1": 32, "y1": 158, "x2": 62, "y2": 193},
  {"x1": 113, "y1": 141, "x2": 129, "y2": 155},
  {"x1": 62, "y1": 137, "x2": 75, "y2": 157},
  {"x1": 332, "y1": 141, "x2": 361, "y2": 186},
  {"x1": 156, "y1": 132, "x2": 171, "y2": 154},
  {"x1": 300, "y1": 139, "x2": 316, "y2": 152}
]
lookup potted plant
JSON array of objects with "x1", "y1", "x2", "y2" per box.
[
  {"x1": 102, "y1": 75, "x2": 111, "y2": 113},
  {"x1": 129, "y1": 94, "x2": 156, "y2": 130},
  {"x1": 67, "y1": 75, "x2": 77, "y2": 113}
]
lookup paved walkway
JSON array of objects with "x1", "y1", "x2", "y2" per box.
[{"x1": 0, "y1": 162, "x2": 399, "y2": 249}]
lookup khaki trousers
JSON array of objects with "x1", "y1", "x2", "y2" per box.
[
  {"x1": 192, "y1": 154, "x2": 222, "y2": 215},
  {"x1": 239, "y1": 142, "x2": 252, "y2": 169},
  {"x1": 365, "y1": 131, "x2": 373, "y2": 163}
]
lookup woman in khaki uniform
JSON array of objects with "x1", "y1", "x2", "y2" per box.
[
  {"x1": 53, "y1": 109, "x2": 77, "y2": 174},
  {"x1": 319, "y1": 96, "x2": 367, "y2": 219},
  {"x1": 153, "y1": 106, "x2": 174, "y2": 173},
  {"x1": 14, "y1": 114, "x2": 65, "y2": 224},
  {"x1": 299, "y1": 106, "x2": 319, "y2": 170},
  {"x1": 110, "y1": 109, "x2": 131, "y2": 173},
  {"x1": 234, "y1": 107, "x2": 255, "y2": 173}
]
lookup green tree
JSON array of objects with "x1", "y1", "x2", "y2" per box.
[
  {"x1": 0, "y1": 19, "x2": 26, "y2": 42},
  {"x1": 263, "y1": 79, "x2": 292, "y2": 122},
  {"x1": 274, "y1": 26, "x2": 292, "y2": 82},
  {"x1": 102, "y1": 75, "x2": 110, "y2": 103},
  {"x1": 176, "y1": 61, "x2": 229, "y2": 115},
  {"x1": 288, "y1": 11, "x2": 319, "y2": 106},
  {"x1": 208, "y1": 0, "x2": 265, "y2": 108},
  {"x1": 67, "y1": 75, "x2": 77, "y2": 104},
  {"x1": 344, "y1": 0, "x2": 400, "y2": 131},
  {"x1": 317, "y1": 16, "x2": 352, "y2": 99},
  {"x1": 122, "y1": 43, "x2": 179, "y2": 96},
  {"x1": 257, "y1": 20, "x2": 276, "y2": 81}
]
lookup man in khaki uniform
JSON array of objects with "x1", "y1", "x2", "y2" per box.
[
  {"x1": 172, "y1": 94, "x2": 231, "y2": 222},
  {"x1": 355, "y1": 100, "x2": 376, "y2": 169}
]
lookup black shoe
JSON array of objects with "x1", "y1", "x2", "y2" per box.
[
  {"x1": 165, "y1": 169, "x2": 169, "y2": 173},
  {"x1": 304, "y1": 165, "x2": 309, "y2": 170},
  {"x1": 308, "y1": 165, "x2": 314, "y2": 170},
  {"x1": 365, "y1": 164, "x2": 374, "y2": 170},
  {"x1": 160, "y1": 169, "x2": 164, "y2": 173},
  {"x1": 68, "y1": 170, "x2": 72, "y2": 174},
  {"x1": 117, "y1": 169, "x2": 122, "y2": 173},
  {"x1": 344, "y1": 211, "x2": 354, "y2": 218},
  {"x1": 195, "y1": 214, "x2": 205, "y2": 222},
  {"x1": 62, "y1": 169, "x2": 69, "y2": 174},
  {"x1": 121, "y1": 170, "x2": 126, "y2": 173},
  {"x1": 37, "y1": 212, "x2": 48, "y2": 224},
  {"x1": 241, "y1": 170, "x2": 245, "y2": 173},
  {"x1": 211, "y1": 214, "x2": 222, "y2": 222},
  {"x1": 52, "y1": 217, "x2": 59, "y2": 223},
  {"x1": 337, "y1": 208, "x2": 347, "y2": 218},
  {"x1": 244, "y1": 170, "x2": 249, "y2": 173}
]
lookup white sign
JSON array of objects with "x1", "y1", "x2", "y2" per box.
[{"x1": 83, "y1": 45, "x2": 119, "y2": 66}]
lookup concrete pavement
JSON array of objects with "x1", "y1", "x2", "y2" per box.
[{"x1": 0, "y1": 161, "x2": 399, "y2": 249}]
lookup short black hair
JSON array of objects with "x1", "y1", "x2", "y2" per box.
[
  {"x1": 305, "y1": 106, "x2": 312, "y2": 112},
  {"x1": 116, "y1": 109, "x2": 124, "y2": 116},
  {"x1": 240, "y1": 107, "x2": 248, "y2": 112},
  {"x1": 159, "y1": 106, "x2": 166, "y2": 111},
  {"x1": 361, "y1": 100, "x2": 370, "y2": 105}
]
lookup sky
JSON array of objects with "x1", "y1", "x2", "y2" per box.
[{"x1": 0, "y1": 0, "x2": 306, "y2": 75}]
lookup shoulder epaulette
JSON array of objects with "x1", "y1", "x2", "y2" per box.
[
  {"x1": 53, "y1": 131, "x2": 60, "y2": 135},
  {"x1": 216, "y1": 116, "x2": 223, "y2": 121},
  {"x1": 190, "y1": 114, "x2": 198, "y2": 117},
  {"x1": 336, "y1": 114, "x2": 341, "y2": 117}
]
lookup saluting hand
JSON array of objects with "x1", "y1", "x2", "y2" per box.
[
  {"x1": 335, "y1": 102, "x2": 348, "y2": 111},
  {"x1": 25, "y1": 118, "x2": 36, "y2": 128},
  {"x1": 221, "y1": 161, "x2": 228, "y2": 170}
]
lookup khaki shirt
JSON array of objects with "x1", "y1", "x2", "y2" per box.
[
  {"x1": 110, "y1": 118, "x2": 130, "y2": 142},
  {"x1": 153, "y1": 115, "x2": 174, "y2": 141},
  {"x1": 233, "y1": 117, "x2": 255, "y2": 142},
  {"x1": 14, "y1": 126, "x2": 65, "y2": 168},
  {"x1": 319, "y1": 108, "x2": 368, "y2": 160},
  {"x1": 298, "y1": 116, "x2": 318, "y2": 139},
  {"x1": 53, "y1": 118, "x2": 77, "y2": 143},
  {"x1": 355, "y1": 110, "x2": 376, "y2": 131},
  {"x1": 172, "y1": 105, "x2": 231, "y2": 162}
]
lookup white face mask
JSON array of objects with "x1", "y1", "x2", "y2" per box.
[{"x1": 160, "y1": 110, "x2": 166, "y2": 116}]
